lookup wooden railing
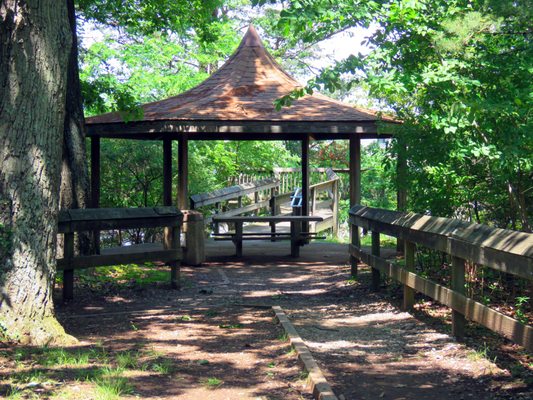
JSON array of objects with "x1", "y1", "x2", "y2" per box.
[
  {"x1": 348, "y1": 205, "x2": 533, "y2": 352},
  {"x1": 190, "y1": 178, "x2": 279, "y2": 229},
  {"x1": 57, "y1": 207, "x2": 183, "y2": 301}
]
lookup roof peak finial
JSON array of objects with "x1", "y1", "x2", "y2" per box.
[{"x1": 240, "y1": 24, "x2": 264, "y2": 48}]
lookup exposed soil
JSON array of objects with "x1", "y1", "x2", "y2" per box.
[{"x1": 1, "y1": 240, "x2": 531, "y2": 399}]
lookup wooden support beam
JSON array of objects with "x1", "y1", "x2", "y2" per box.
[
  {"x1": 349, "y1": 136, "x2": 361, "y2": 206},
  {"x1": 301, "y1": 136, "x2": 310, "y2": 216},
  {"x1": 163, "y1": 139, "x2": 172, "y2": 206},
  {"x1": 177, "y1": 137, "x2": 188, "y2": 209},
  {"x1": 90, "y1": 136, "x2": 100, "y2": 253},
  {"x1": 302, "y1": 136, "x2": 310, "y2": 237},
  {"x1": 402, "y1": 241, "x2": 416, "y2": 310},
  {"x1": 371, "y1": 231, "x2": 380, "y2": 291}
]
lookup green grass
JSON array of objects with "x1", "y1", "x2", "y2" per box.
[
  {"x1": 218, "y1": 323, "x2": 243, "y2": 329},
  {"x1": 94, "y1": 367, "x2": 134, "y2": 400},
  {"x1": 277, "y1": 332, "x2": 289, "y2": 342},
  {"x1": 115, "y1": 351, "x2": 139, "y2": 369},
  {"x1": 201, "y1": 377, "x2": 223, "y2": 389},
  {"x1": 150, "y1": 358, "x2": 174, "y2": 374}
]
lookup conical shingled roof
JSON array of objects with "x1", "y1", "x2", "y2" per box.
[{"x1": 86, "y1": 25, "x2": 390, "y2": 125}]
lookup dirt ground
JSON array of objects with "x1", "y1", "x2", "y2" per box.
[{"x1": 1, "y1": 240, "x2": 532, "y2": 399}]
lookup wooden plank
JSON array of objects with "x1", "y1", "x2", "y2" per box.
[
  {"x1": 349, "y1": 206, "x2": 533, "y2": 280},
  {"x1": 314, "y1": 217, "x2": 333, "y2": 233},
  {"x1": 213, "y1": 216, "x2": 323, "y2": 223},
  {"x1": 86, "y1": 119, "x2": 388, "y2": 139},
  {"x1": 272, "y1": 306, "x2": 339, "y2": 400},
  {"x1": 349, "y1": 245, "x2": 533, "y2": 352},
  {"x1": 350, "y1": 223, "x2": 360, "y2": 277},
  {"x1": 58, "y1": 207, "x2": 182, "y2": 233},
  {"x1": 57, "y1": 248, "x2": 182, "y2": 270},
  {"x1": 190, "y1": 178, "x2": 279, "y2": 208},
  {"x1": 203, "y1": 200, "x2": 270, "y2": 223}
]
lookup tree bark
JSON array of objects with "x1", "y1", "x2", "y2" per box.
[
  {"x1": 0, "y1": 0, "x2": 76, "y2": 345},
  {"x1": 59, "y1": 0, "x2": 92, "y2": 256}
]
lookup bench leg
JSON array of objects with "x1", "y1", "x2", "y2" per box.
[
  {"x1": 290, "y1": 221, "x2": 300, "y2": 257},
  {"x1": 234, "y1": 223, "x2": 243, "y2": 257},
  {"x1": 170, "y1": 261, "x2": 180, "y2": 289},
  {"x1": 63, "y1": 269, "x2": 74, "y2": 301}
]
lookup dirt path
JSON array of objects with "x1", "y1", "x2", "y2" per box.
[{"x1": 4, "y1": 240, "x2": 528, "y2": 399}]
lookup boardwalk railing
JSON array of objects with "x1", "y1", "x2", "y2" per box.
[
  {"x1": 349, "y1": 205, "x2": 533, "y2": 351},
  {"x1": 190, "y1": 178, "x2": 279, "y2": 231}
]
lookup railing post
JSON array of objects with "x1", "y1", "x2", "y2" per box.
[
  {"x1": 402, "y1": 241, "x2": 416, "y2": 310},
  {"x1": 371, "y1": 231, "x2": 381, "y2": 291},
  {"x1": 451, "y1": 256, "x2": 466, "y2": 340},
  {"x1": 182, "y1": 210, "x2": 205, "y2": 266},
  {"x1": 63, "y1": 232, "x2": 74, "y2": 301},
  {"x1": 350, "y1": 223, "x2": 360, "y2": 277}
]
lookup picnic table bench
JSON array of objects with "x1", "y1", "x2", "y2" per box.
[{"x1": 211, "y1": 215, "x2": 324, "y2": 257}]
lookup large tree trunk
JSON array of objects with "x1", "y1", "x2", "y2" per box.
[
  {"x1": 60, "y1": 0, "x2": 92, "y2": 256},
  {"x1": 0, "y1": 1, "x2": 75, "y2": 345}
]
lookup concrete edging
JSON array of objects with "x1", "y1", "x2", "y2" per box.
[{"x1": 272, "y1": 305, "x2": 338, "y2": 400}]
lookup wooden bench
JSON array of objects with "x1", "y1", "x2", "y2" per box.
[
  {"x1": 57, "y1": 207, "x2": 183, "y2": 301},
  {"x1": 211, "y1": 215, "x2": 323, "y2": 257}
]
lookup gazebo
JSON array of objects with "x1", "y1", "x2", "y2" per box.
[{"x1": 86, "y1": 25, "x2": 398, "y2": 215}]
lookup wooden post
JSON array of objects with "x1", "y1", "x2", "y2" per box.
[
  {"x1": 350, "y1": 223, "x2": 360, "y2": 277},
  {"x1": 349, "y1": 136, "x2": 361, "y2": 207},
  {"x1": 371, "y1": 231, "x2": 380, "y2": 291},
  {"x1": 332, "y1": 179, "x2": 339, "y2": 237},
  {"x1": 451, "y1": 256, "x2": 466, "y2": 340},
  {"x1": 177, "y1": 136, "x2": 188, "y2": 209},
  {"x1": 165, "y1": 224, "x2": 180, "y2": 289},
  {"x1": 90, "y1": 136, "x2": 100, "y2": 253},
  {"x1": 402, "y1": 241, "x2": 416, "y2": 310},
  {"x1": 163, "y1": 139, "x2": 172, "y2": 206},
  {"x1": 63, "y1": 232, "x2": 74, "y2": 301},
  {"x1": 234, "y1": 222, "x2": 243, "y2": 257},
  {"x1": 270, "y1": 196, "x2": 276, "y2": 241},
  {"x1": 301, "y1": 136, "x2": 310, "y2": 236},
  {"x1": 349, "y1": 136, "x2": 361, "y2": 253},
  {"x1": 396, "y1": 139, "x2": 407, "y2": 252},
  {"x1": 290, "y1": 220, "x2": 301, "y2": 257}
]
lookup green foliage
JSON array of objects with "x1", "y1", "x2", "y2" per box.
[{"x1": 270, "y1": 0, "x2": 532, "y2": 230}]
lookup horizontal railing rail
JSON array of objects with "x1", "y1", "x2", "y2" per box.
[{"x1": 348, "y1": 205, "x2": 533, "y2": 352}]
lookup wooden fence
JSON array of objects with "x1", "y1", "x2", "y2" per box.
[{"x1": 348, "y1": 205, "x2": 533, "y2": 352}]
